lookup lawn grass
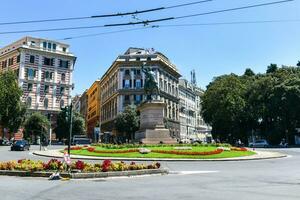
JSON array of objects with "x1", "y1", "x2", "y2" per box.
[{"x1": 68, "y1": 146, "x2": 255, "y2": 159}]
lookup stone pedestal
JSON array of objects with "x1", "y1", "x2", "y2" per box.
[{"x1": 135, "y1": 100, "x2": 177, "y2": 144}]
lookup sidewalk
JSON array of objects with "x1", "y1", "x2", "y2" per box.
[{"x1": 32, "y1": 149, "x2": 287, "y2": 161}]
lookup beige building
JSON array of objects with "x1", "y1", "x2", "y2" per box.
[
  {"x1": 0, "y1": 36, "x2": 76, "y2": 136},
  {"x1": 100, "y1": 48, "x2": 181, "y2": 140}
]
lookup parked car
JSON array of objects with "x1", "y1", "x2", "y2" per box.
[
  {"x1": 11, "y1": 140, "x2": 30, "y2": 151},
  {"x1": 0, "y1": 138, "x2": 10, "y2": 146},
  {"x1": 73, "y1": 138, "x2": 91, "y2": 145},
  {"x1": 249, "y1": 139, "x2": 269, "y2": 148}
]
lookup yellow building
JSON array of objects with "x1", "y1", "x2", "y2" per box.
[{"x1": 86, "y1": 80, "x2": 100, "y2": 138}]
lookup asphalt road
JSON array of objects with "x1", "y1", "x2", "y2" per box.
[{"x1": 0, "y1": 145, "x2": 299, "y2": 200}]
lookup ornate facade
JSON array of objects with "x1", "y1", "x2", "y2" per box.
[
  {"x1": 100, "y1": 48, "x2": 181, "y2": 139},
  {"x1": 0, "y1": 36, "x2": 76, "y2": 135}
]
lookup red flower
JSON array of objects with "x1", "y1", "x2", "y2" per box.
[
  {"x1": 75, "y1": 160, "x2": 85, "y2": 170},
  {"x1": 101, "y1": 160, "x2": 112, "y2": 172}
]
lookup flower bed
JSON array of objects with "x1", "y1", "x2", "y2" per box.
[
  {"x1": 0, "y1": 159, "x2": 161, "y2": 173},
  {"x1": 151, "y1": 149, "x2": 223, "y2": 156},
  {"x1": 67, "y1": 146, "x2": 224, "y2": 156},
  {"x1": 230, "y1": 147, "x2": 248, "y2": 151}
]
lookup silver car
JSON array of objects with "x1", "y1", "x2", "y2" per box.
[{"x1": 249, "y1": 140, "x2": 269, "y2": 148}]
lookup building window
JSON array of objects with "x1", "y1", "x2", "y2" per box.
[
  {"x1": 135, "y1": 95, "x2": 141, "y2": 102},
  {"x1": 44, "y1": 98, "x2": 48, "y2": 108},
  {"x1": 27, "y1": 68, "x2": 35, "y2": 79},
  {"x1": 47, "y1": 43, "x2": 52, "y2": 49},
  {"x1": 125, "y1": 69, "x2": 130, "y2": 75},
  {"x1": 26, "y1": 97, "x2": 32, "y2": 107},
  {"x1": 136, "y1": 79, "x2": 141, "y2": 88},
  {"x1": 136, "y1": 69, "x2": 141, "y2": 75},
  {"x1": 27, "y1": 83, "x2": 33, "y2": 91},
  {"x1": 30, "y1": 41, "x2": 36, "y2": 46},
  {"x1": 29, "y1": 55, "x2": 35, "y2": 64},
  {"x1": 17, "y1": 55, "x2": 20, "y2": 63},
  {"x1": 147, "y1": 57, "x2": 151, "y2": 61},
  {"x1": 44, "y1": 57, "x2": 54, "y2": 66},
  {"x1": 124, "y1": 79, "x2": 130, "y2": 89},
  {"x1": 1, "y1": 60, "x2": 7, "y2": 69},
  {"x1": 59, "y1": 60, "x2": 69, "y2": 68},
  {"x1": 62, "y1": 47, "x2": 66, "y2": 52},
  {"x1": 136, "y1": 57, "x2": 140, "y2": 61},
  {"x1": 61, "y1": 73, "x2": 65, "y2": 82},
  {"x1": 124, "y1": 95, "x2": 130, "y2": 101},
  {"x1": 8, "y1": 58, "x2": 14, "y2": 66},
  {"x1": 43, "y1": 42, "x2": 47, "y2": 49},
  {"x1": 53, "y1": 43, "x2": 56, "y2": 50},
  {"x1": 60, "y1": 99, "x2": 64, "y2": 108},
  {"x1": 44, "y1": 85, "x2": 49, "y2": 94},
  {"x1": 45, "y1": 71, "x2": 53, "y2": 80},
  {"x1": 60, "y1": 87, "x2": 65, "y2": 94}
]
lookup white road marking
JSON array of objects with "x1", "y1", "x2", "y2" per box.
[{"x1": 169, "y1": 170, "x2": 219, "y2": 175}]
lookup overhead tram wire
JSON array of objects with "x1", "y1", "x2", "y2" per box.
[
  {"x1": 61, "y1": 26, "x2": 158, "y2": 40},
  {"x1": 0, "y1": 18, "x2": 172, "y2": 35},
  {"x1": 104, "y1": 0, "x2": 294, "y2": 27},
  {"x1": 0, "y1": 0, "x2": 294, "y2": 35},
  {"x1": 61, "y1": 19, "x2": 300, "y2": 40},
  {"x1": 0, "y1": 0, "x2": 213, "y2": 26}
]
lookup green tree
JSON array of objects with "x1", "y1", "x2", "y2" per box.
[
  {"x1": 0, "y1": 70, "x2": 25, "y2": 137},
  {"x1": 201, "y1": 74, "x2": 247, "y2": 143},
  {"x1": 54, "y1": 111, "x2": 86, "y2": 140},
  {"x1": 115, "y1": 106, "x2": 139, "y2": 142},
  {"x1": 266, "y1": 63, "x2": 278, "y2": 74},
  {"x1": 243, "y1": 68, "x2": 255, "y2": 76},
  {"x1": 23, "y1": 112, "x2": 50, "y2": 141}
]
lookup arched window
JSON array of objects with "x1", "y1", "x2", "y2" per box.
[
  {"x1": 44, "y1": 98, "x2": 48, "y2": 108},
  {"x1": 26, "y1": 97, "x2": 32, "y2": 107},
  {"x1": 60, "y1": 99, "x2": 64, "y2": 108},
  {"x1": 61, "y1": 73, "x2": 65, "y2": 82}
]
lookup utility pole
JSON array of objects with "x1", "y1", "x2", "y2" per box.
[{"x1": 68, "y1": 103, "x2": 73, "y2": 155}]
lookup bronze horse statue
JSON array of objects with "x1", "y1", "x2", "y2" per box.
[{"x1": 141, "y1": 65, "x2": 159, "y2": 101}]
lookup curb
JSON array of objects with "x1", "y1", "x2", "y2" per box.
[
  {"x1": 0, "y1": 168, "x2": 168, "y2": 179},
  {"x1": 33, "y1": 150, "x2": 287, "y2": 162}
]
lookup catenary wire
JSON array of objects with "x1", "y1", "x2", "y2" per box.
[
  {"x1": 61, "y1": 19, "x2": 300, "y2": 40},
  {"x1": 0, "y1": 0, "x2": 213, "y2": 26},
  {"x1": 0, "y1": 0, "x2": 294, "y2": 35}
]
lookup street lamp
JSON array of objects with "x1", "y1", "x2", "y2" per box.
[{"x1": 61, "y1": 103, "x2": 73, "y2": 155}]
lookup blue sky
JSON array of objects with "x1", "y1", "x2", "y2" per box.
[{"x1": 1, "y1": 0, "x2": 299, "y2": 95}]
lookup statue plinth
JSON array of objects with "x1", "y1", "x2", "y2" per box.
[{"x1": 135, "y1": 100, "x2": 177, "y2": 144}]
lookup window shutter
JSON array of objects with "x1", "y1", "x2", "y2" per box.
[
  {"x1": 50, "y1": 72, "x2": 53, "y2": 79},
  {"x1": 51, "y1": 58, "x2": 54, "y2": 66},
  {"x1": 34, "y1": 70, "x2": 37, "y2": 77},
  {"x1": 122, "y1": 80, "x2": 125, "y2": 88}
]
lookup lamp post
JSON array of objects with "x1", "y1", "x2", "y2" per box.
[
  {"x1": 68, "y1": 103, "x2": 73, "y2": 155},
  {"x1": 61, "y1": 103, "x2": 73, "y2": 155}
]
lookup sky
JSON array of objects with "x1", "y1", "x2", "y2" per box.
[{"x1": 1, "y1": 0, "x2": 299, "y2": 95}]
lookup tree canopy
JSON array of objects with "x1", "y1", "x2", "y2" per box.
[
  {"x1": 54, "y1": 111, "x2": 86, "y2": 140},
  {"x1": 0, "y1": 70, "x2": 26, "y2": 137},
  {"x1": 201, "y1": 64, "x2": 300, "y2": 145},
  {"x1": 23, "y1": 112, "x2": 50, "y2": 140},
  {"x1": 115, "y1": 106, "x2": 139, "y2": 142}
]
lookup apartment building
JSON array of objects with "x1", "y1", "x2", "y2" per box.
[
  {"x1": 86, "y1": 80, "x2": 100, "y2": 137},
  {"x1": 100, "y1": 47, "x2": 181, "y2": 139},
  {"x1": 0, "y1": 36, "x2": 76, "y2": 134},
  {"x1": 179, "y1": 78, "x2": 212, "y2": 142}
]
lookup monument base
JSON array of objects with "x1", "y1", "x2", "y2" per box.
[
  {"x1": 135, "y1": 129, "x2": 177, "y2": 144},
  {"x1": 135, "y1": 100, "x2": 177, "y2": 144}
]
